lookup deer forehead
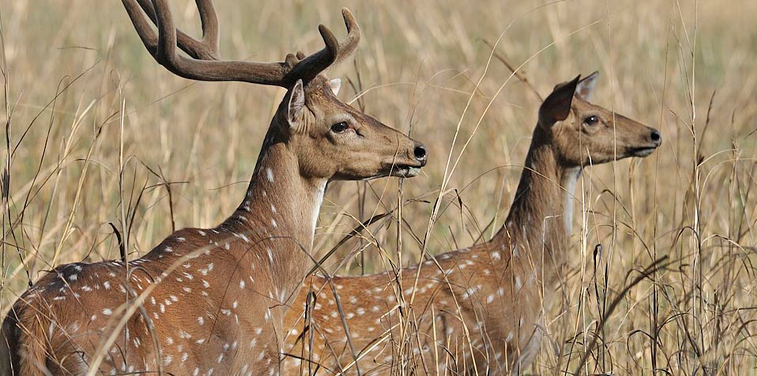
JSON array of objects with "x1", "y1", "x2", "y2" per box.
[
  {"x1": 306, "y1": 104, "x2": 359, "y2": 132},
  {"x1": 568, "y1": 101, "x2": 587, "y2": 117}
]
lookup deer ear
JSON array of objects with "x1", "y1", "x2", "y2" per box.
[
  {"x1": 575, "y1": 71, "x2": 599, "y2": 101},
  {"x1": 287, "y1": 79, "x2": 305, "y2": 127},
  {"x1": 329, "y1": 78, "x2": 341, "y2": 96},
  {"x1": 539, "y1": 75, "x2": 581, "y2": 126}
]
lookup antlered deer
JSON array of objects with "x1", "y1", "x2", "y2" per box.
[
  {"x1": 0, "y1": 1, "x2": 427, "y2": 375},
  {"x1": 281, "y1": 72, "x2": 661, "y2": 375}
]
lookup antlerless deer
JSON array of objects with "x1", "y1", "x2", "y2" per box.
[{"x1": 282, "y1": 73, "x2": 661, "y2": 375}]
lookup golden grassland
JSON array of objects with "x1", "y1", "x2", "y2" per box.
[{"x1": 1, "y1": 0, "x2": 756, "y2": 374}]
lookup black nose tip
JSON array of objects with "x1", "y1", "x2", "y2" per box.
[
  {"x1": 414, "y1": 144, "x2": 427, "y2": 164},
  {"x1": 650, "y1": 129, "x2": 662, "y2": 145}
]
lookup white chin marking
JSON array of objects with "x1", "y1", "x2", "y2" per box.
[
  {"x1": 635, "y1": 148, "x2": 655, "y2": 157},
  {"x1": 393, "y1": 167, "x2": 420, "y2": 178}
]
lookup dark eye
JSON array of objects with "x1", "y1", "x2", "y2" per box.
[
  {"x1": 330, "y1": 121, "x2": 349, "y2": 133},
  {"x1": 583, "y1": 115, "x2": 598, "y2": 126}
]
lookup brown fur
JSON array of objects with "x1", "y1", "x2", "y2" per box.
[{"x1": 1, "y1": 308, "x2": 22, "y2": 376}]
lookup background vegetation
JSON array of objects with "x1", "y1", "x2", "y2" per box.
[{"x1": 1, "y1": 0, "x2": 756, "y2": 374}]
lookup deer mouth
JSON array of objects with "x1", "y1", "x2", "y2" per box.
[
  {"x1": 384, "y1": 163, "x2": 423, "y2": 178},
  {"x1": 628, "y1": 146, "x2": 659, "y2": 158},
  {"x1": 394, "y1": 165, "x2": 422, "y2": 177}
]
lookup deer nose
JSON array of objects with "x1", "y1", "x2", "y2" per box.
[
  {"x1": 650, "y1": 129, "x2": 662, "y2": 146},
  {"x1": 413, "y1": 143, "x2": 428, "y2": 165}
]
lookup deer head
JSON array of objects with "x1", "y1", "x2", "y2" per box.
[
  {"x1": 123, "y1": 0, "x2": 427, "y2": 183},
  {"x1": 538, "y1": 72, "x2": 662, "y2": 167},
  {"x1": 277, "y1": 78, "x2": 427, "y2": 181}
]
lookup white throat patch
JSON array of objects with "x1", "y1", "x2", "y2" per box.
[{"x1": 561, "y1": 167, "x2": 581, "y2": 235}]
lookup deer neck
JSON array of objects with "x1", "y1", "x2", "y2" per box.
[
  {"x1": 224, "y1": 128, "x2": 326, "y2": 298},
  {"x1": 497, "y1": 128, "x2": 581, "y2": 282}
]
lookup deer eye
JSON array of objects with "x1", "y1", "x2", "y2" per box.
[
  {"x1": 330, "y1": 121, "x2": 349, "y2": 133},
  {"x1": 583, "y1": 115, "x2": 599, "y2": 126}
]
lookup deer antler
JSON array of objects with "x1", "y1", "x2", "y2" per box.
[{"x1": 122, "y1": 0, "x2": 360, "y2": 87}]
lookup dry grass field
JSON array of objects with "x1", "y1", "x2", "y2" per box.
[{"x1": 2, "y1": 0, "x2": 757, "y2": 374}]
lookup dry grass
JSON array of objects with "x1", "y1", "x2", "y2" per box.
[{"x1": 2, "y1": 0, "x2": 757, "y2": 374}]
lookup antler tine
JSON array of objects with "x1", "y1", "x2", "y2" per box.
[
  {"x1": 283, "y1": 25, "x2": 339, "y2": 85},
  {"x1": 283, "y1": 8, "x2": 361, "y2": 85},
  {"x1": 122, "y1": 0, "x2": 159, "y2": 57},
  {"x1": 126, "y1": 0, "x2": 216, "y2": 60},
  {"x1": 333, "y1": 8, "x2": 361, "y2": 65},
  {"x1": 194, "y1": 0, "x2": 220, "y2": 59}
]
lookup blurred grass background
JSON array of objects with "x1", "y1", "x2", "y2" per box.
[{"x1": 2, "y1": 0, "x2": 757, "y2": 374}]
